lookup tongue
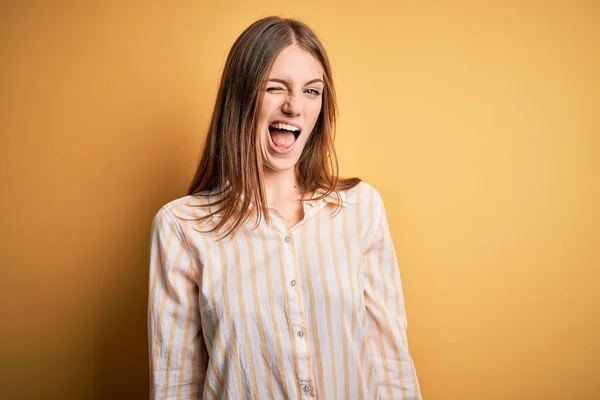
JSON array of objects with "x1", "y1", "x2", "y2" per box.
[{"x1": 270, "y1": 128, "x2": 296, "y2": 148}]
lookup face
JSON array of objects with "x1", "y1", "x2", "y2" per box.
[{"x1": 257, "y1": 44, "x2": 324, "y2": 173}]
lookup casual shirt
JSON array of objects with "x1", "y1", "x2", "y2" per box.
[{"x1": 148, "y1": 181, "x2": 422, "y2": 399}]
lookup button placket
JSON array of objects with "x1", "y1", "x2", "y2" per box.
[
  {"x1": 283, "y1": 234, "x2": 297, "y2": 291},
  {"x1": 282, "y1": 231, "x2": 303, "y2": 334},
  {"x1": 281, "y1": 230, "x2": 315, "y2": 396},
  {"x1": 284, "y1": 233, "x2": 299, "y2": 293},
  {"x1": 285, "y1": 234, "x2": 299, "y2": 292}
]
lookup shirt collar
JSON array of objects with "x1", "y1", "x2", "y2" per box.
[
  {"x1": 219, "y1": 180, "x2": 347, "y2": 208},
  {"x1": 306, "y1": 187, "x2": 347, "y2": 208}
]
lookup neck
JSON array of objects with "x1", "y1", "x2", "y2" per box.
[{"x1": 263, "y1": 167, "x2": 302, "y2": 205}]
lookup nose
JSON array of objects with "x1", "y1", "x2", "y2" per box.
[{"x1": 281, "y1": 91, "x2": 302, "y2": 117}]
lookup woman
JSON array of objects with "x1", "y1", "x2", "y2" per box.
[{"x1": 148, "y1": 16, "x2": 422, "y2": 399}]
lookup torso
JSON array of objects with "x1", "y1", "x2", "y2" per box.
[{"x1": 153, "y1": 181, "x2": 420, "y2": 399}]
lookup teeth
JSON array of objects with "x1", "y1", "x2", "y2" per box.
[{"x1": 269, "y1": 122, "x2": 300, "y2": 132}]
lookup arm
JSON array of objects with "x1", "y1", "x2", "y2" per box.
[
  {"x1": 363, "y1": 190, "x2": 422, "y2": 399},
  {"x1": 148, "y1": 206, "x2": 207, "y2": 399}
]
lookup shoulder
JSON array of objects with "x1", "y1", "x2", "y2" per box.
[
  {"x1": 342, "y1": 180, "x2": 384, "y2": 208},
  {"x1": 342, "y1": 181, "x2": 388, "y2": 232},
  {"x1": 151, "y1": 189, "x2": 220, "y2": 229}
]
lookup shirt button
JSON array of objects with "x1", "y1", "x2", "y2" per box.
[
  {"x1": 297, "y1": 331, "x2": 304, "y2": 338},
  {"x1": 303, "y1": 384, "x2": 310, "y2": 393},
  {"x1": 284, "y1": 236, "x2": 291, "y2": 243},
  {"x1": 290, "y1": 280, "x2": 296, "y2": 286}
]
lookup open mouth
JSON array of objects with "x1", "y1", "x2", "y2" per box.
[{"x1": 268, "y1": 122, "x2": 301, "y2": 153}]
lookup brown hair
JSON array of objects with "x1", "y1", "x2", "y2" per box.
[{"x1": 187, "y1": 16, "x2": 360, "y2": 238}]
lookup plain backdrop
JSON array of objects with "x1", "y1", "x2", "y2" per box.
[{"x1": 1, "y1": 1, "x2": 598, "y2": 399}]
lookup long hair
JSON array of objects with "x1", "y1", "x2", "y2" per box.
[{"x1": 187, "y1": 16, "x2": 360, "y2": 239}]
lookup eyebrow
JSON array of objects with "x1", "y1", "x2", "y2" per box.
[{"x1": 268, "y1": 78, "x2": 324, "y2": 86}]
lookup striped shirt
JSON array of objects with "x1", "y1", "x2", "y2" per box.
[{"x1": 148, "y1": 181, "x2": 422, "y2": 399}]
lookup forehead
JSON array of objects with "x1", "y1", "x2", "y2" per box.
[{"x1": 268, "y1": 45, "x2": 323, "y2": 82}]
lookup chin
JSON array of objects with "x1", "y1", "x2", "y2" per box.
[{"x1": 264, "y1": 158, "x2": 298, "y2": 173}]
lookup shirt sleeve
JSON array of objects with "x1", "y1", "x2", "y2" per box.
[
  {"x1": 148, "y1": 206, "x2": 207, "y2": 399},
  {"x1": 362, "y1": 190, "x2": 422, "y2": 399}
]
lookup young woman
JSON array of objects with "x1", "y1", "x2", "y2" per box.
[{"x1": 148, "y1": 16, "x2": 422, "y2": 399}]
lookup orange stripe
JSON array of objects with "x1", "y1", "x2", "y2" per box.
[
  {"x1": 300, "y1": 220, "x2": 326, "y2": 398},
  {"x1": 353, "y1": 185, "x2": 370, "y2": 397},
  {"x1": 216, "y1": 237, "x2": 244, "y2": 398},
  {"x1": 354, "y1": 184, "x2": 372, "y2": 398},
  {"x1": 329, "y1": 210, "x2": 350, "y2": 398},
  {"x1": 232, "y1": 231, "x2": 260, "y2": 398},
  {"x1": 175, "y1": 274, "x2": 197, "y2": 399},
  {"x1": 175, "y1": 219, "x2": 201, "y2": 398},
  {"x1": 197, "y1": 225, "x2": 226, "y2": 396},
  {"x1": 194, "y1": 206, "x2": 227, "y2": 395},
  {"x1": 275, "y1": 231, "x2": 302, "y2": 400},
  {"x1": 315, "y1": 209, "x2": 339, "y2": 399},
  {"x1": 368, "y1": 249, "x2": 394, "y2": 399},
  {"x1": 379, "y1": 212, "x2": 410, "y2": 398},
  {"x1": 289, "y1": 219, "x2": 317, "y2": 396},
  {"x1": 190, "y1": 340, "x2": 200, "y2": 398},
  {"x1": 150, "y1": 212, "x2": 185, "y2": 396},
  {"x1": 371, "y1": 197, "x2": 409, "y2": 399},
  {"x1": 375, "y1": 214, "x2": 395, "y2": 398},
  {"x1": 149, "y1": 211, "x2": 177, "y2": 364},
  {"x1": 387, "y1": 256, "x2": 419, "y2": 395},
  {"x1": 385, "y1": 222, "x2": 419, "y2": 396},
  {"x1": 160, "y1": 255, "x2": 188, "y2": 396},
  {"x1": 342, "y1": 203, "x2": 364, "y2": 399},
  {"x1": 203, "y1": 377, "x2": 218, "y2": 400},
  {"x1": 366, "y1": 189, "x2": 395, "y2": 399},
  {"x1": 162, "y1": 209, "x2": 200, "y2": 397},
  {"x1": 241, "y1": 226, "x2": 276, "y2": 399},
  {"x1": 257, "y1": 225, "x2": 291, "y2": 398},
  {"x1": 363, "y1": 188, "x2": 377, "y2": 396},
  {"x1": 391, "y1": 238, "x2": 403, "y2": 316}
]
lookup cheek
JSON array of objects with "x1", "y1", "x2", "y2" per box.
[
  {"x1": 306, "y1": 100, "x2": 323, "y2": 123},
  {"x1": 260, "y1": 96, "x2": 284, "y2": 121}
]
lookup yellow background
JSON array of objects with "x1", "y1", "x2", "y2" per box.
[{"x1": 1, "y1": 1, "x2": 598, "y2": 399}]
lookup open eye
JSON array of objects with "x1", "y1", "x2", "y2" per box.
[{"x1": 305, "y1": 88, "x2": 322, "y2": 96}]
